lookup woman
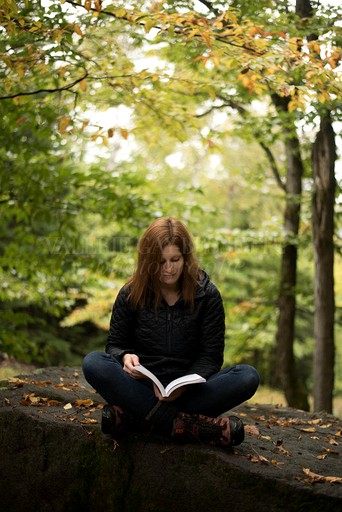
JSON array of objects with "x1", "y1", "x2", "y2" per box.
[{"x1": 83, "y1": 217, "x2": 259, "y2": 447}]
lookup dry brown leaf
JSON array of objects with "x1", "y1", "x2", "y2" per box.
[
  {"x1": 316, "y1": 454, "x2": 327, "y2": 460},
  {"x1": 75, "y1": 399, "x2": 94, "y2": 408},
  {"x1": 246, "y1": 454, "x2": 260, "y2": 463},
  {"x1": 302, "y1": 468, "x2": 342, "y2": 484},
  {"x1": 80, "y1": 418, "x2": 98, "y2": 424},
  {"x1": 20, "y1": 393, "x2": 48, "y2": 406},
  {"x1": 323, "y1": 448, "x2": 339, "y2": 455},
  {"x1": 277, "y1": 445, "x2": 291, "y2": 456},
  {"x1": 244, "y1": 424, "x2": 260, "y2": 437},
  {"x1": 47, "y1": 400, "x2": 61, "y2": 406},
  {"x1": 246, "y1": 453, "x2": 269, "y2": 464},
  {"x1": 4, "y1": 398, "x2": 11, "y2": 405},
  {"x1": 299, "y1": 427, "x2": 316, "y2": 433},
  {"x1": 8, "y1": 378, "x2": 26, "y2": 387},
  {"x1": 64, "y1": 403, "x2": 73, "y2": 410},
  {"x1": 326, "y1": 438, "x2": 339, "y2": 446}
]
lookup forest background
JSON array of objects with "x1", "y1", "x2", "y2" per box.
[{"x1": 0, "y1": 0, "x2": 341, "y2": 416}]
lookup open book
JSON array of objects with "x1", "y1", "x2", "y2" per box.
[{"x1": 134, "y1": 365, "x2": 206, "y2": 398}]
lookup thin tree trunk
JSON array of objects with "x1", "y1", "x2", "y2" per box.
[
  {"x1": 312, "y1": 114, "x2": 336, "y2": 413},
  {"x1": 274, "y1": 119, "x2": 309, "y2": 410}
]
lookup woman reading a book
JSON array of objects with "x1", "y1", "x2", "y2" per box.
[{"x1": 83, "y1": 217, "x2": 259, "y2": 447}]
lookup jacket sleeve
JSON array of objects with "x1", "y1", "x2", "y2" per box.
[
  {"x1": 186, "y1": 284, "x2": 225, "y2": 379},
  {"x1": 105, "y1": 286, "x2": 136, "y2": 359}
]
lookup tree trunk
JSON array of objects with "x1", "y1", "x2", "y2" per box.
[
  {"x1": 274, "y1": 118, "x2": 309, "y2": 410},
  {"x1": 312, "y1": 114, "x2": 336, "y2": 413}
]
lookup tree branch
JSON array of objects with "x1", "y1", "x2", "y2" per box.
[
  {"x1": 0, "y1": 72, "x2": 88, "y2": 100},
  {"x1": 194, "y1": 92, "x2": 287, "y2": 192},
  {"x1": 196, "y1": 0, "x2": 220, "y2": 16}
]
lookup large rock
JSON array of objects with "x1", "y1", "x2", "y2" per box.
[{"x1": 0, "y1": 367, "x2": 341, "y2": 512}]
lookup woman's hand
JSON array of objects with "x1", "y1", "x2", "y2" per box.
[
  {"x1": 153, "y1": 383, "x2": 186, "y2": 402},
  {"x1": 122, "y1": 353, "x2": 145, "y2": 379}
]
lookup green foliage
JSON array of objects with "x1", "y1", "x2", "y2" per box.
[{"x1": 0, "y1": 0, "x2": 340, "y2": 405}]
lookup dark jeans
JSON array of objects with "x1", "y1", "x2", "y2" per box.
[{"x1": 82, "y1": 351, "x2": 259, "y2": 433}]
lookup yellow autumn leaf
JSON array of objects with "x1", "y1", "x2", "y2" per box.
[
  {"x1": 144, "y1": 18, "x2": 155, "y2": 33},
  {"x1": 303, "y1": 468, "x2": 342, "y2": 484},
  {"x1": 73, "y1": 24, "x2": 83, "y2": 37},
  {"x1": 58, "y1": 116, "x2": 70, "y2": 134},
  {"x1": 79, "y1": 78, "x2": 87, "y2": 92},
  {"x1": 80, "y1": 418, "x2": 98, "y2": 424},
  {"x1": 75, "y1": 399, "x2": 94, "y2": 408},
  {"x1": 94, "y1": 0, "x2": 102, "y2": 11}
]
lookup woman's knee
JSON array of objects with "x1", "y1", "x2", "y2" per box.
[
  {"x1": 244, "y1": 365, "x2": 260, "y2": 394},
  {"x1": 82, "y1": 351, "x2": 104, "y2": 379}
]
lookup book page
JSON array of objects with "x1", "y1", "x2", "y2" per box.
[
  {"x1": 134, "y1": 365, "x2": 205, "y2": 397},
  {"x1": 164, "y1": 374, "x2": 206, "y2": 396},
  {"x1": 134, "y1": 365, "x2": 166, "y2": 395}
]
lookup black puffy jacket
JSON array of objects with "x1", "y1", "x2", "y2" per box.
[{"x1": 105, "y1": 272, "x2": 225, "y2": 385}]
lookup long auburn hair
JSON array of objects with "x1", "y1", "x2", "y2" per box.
[{"x1": 126, "y1": 217, "x2": 201, "y2": 310}]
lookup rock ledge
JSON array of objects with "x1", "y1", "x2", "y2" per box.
[{"x1": 0, "y1": 367, "x2": 341, "y2": 512}]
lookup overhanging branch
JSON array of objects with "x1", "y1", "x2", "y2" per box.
[{"x1": 0, "y1": 72, "x2": 88, "y2": 100}]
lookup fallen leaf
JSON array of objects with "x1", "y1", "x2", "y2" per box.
[
  {"x1": 244, "y1": 424, "x2": 260, "y2": 436},
  {"x1": 246, "y1": 453, "x2": 269, "y2": 464},
  {"x1": 326, "y1": 438, "x2": 339, "y2": 446},
  {"x1": 64, "y1": 403, "x2": 73, "y2": 410},
  {"x1": 80, "y1": 418, "x2": 98, "y2": 424},
  {"x1": 299, "y1": 427, "x2": 316, "y2": 433},
  {"x1": 75, "y1": 399, "x2": 94, "y2": 408},
  {"x1": 47, "y1": 400, "x2": 61, "y2": 406},
  {"x1": 277, "y1": 445, "x2": 291, "y2": 456},
  {"x1": 7, "y1": 378, "x2": 26, "y2": 387},
  {"x1": 20, "y1": 393, "x2": 48, "y2": 406},
  {"x1": 4, "y1": 398, "x2": 11, "y2": 405},
  {"x1": 323, "y1": 448, "x2": 339, "y2": 455},
  {"x1": 302, "y1": 468, "x2": 342, "y2": 484},
  {"x1": 316, "y1": 454, "x2": 327, "y2": 460}
]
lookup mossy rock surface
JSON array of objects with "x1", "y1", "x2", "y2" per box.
[{"x1": 0, "y1": 367, "x2": 341, "y2": 512}]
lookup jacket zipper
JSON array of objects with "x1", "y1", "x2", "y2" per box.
[{"x1": 166, "y1": 305, "x2": 173, "y2": 353}]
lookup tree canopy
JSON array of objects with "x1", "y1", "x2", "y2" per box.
[{"x1": 0, "y1": 0, "x2": 341, "y2": 413}]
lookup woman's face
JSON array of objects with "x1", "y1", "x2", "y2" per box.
[{"x1": 159, "y1": 244, "x2": 184, "y2": 287}]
